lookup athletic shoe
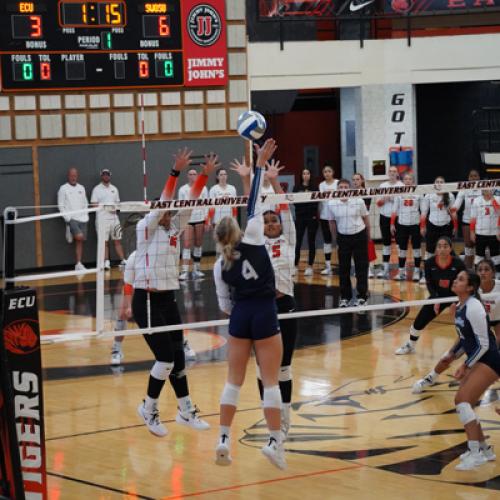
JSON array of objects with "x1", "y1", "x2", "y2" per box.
[
  {"x1": 104, "y1": 259, "x2": 111, "y2": 270},
  {"x1": 176, "y1": 407, "x2": 210, "y2": 430},
  {"x1": 412, "y1": 375, "x2": 436, "y2": 394},
  {"x1": 215, "y1": 435, "x2": 232, "y2": 465},
  {"x1": 339, "y1": 299, "x2": 349, "y2": 308},
  {"x1": 261, "y1": 436, "x2": 287, "y2": 470},
  {"x1": 394, "y1": 270, "x2": 406, "y2": 281},
  {"x1": 119, "y1": 259, "x2": 127, "y2": 267},
  {"x1": 320, "y1": 267, "x2": 332, "y2": 276},
  {"x1": 281, "y1": 406, "x2": 291, "y2": 439},
  {"x1": 304, "y1": 267, "x2": 313, "y2": 277},
  {"x1": 419, "y1": 275, "x2": 427, "y2": 285},
  {"x1": 455, "y1": 451, "x2": 488, "y2": 470},
  {"x1": 192, "y1": 270, "x2": 205, "y2": 279},
  {"x1": 368, "y1": 268, "x2": 374, "y2": 279},
  {"x1": 395, "y1": 341, "x2": 416, "y2": 355},
  {"x1": 137, "y1": 401, "x2": 167, "y2": 437},
  {"x1": 183, "y1": 340, "x2": 196, "y2": 360},
  {"x1": 377, "y1": 269, "x2": 389, "y2": 279},
  {"x1": 65, "y1": 225, "x2": 73, "y2": 244},
  {"x1": 356, "y1": 298, "x2": 367, "y2": 308},
  {"x1": 110, "y1": 349, "x2": 123, "y2": 366},
  {"x1": 460, "y1": 446, "x2": 496, "y2": 462},
  {"x1": 413, "y1": 269, "x2": 421, "y2": 282},
  {"x1": 179, "y1": 271, "x2": 189, "y2": 281},
  {"x1": 75, "y1": 262, "x2": 86, "y2": 271}
]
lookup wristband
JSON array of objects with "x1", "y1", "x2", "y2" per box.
[
  {"x1": 123, "y1": 283, "x2": 133, "y2": 296},
  {"x1": 470, "y1": 219, "x2": 476, "y2": 231},
  {"x1": 170, "y1": 169, "x2": 181, "y2": 177}
]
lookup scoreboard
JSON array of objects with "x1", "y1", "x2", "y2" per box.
[{"x1": 0, "y1": 0, "x2": 228, "y2": 91}]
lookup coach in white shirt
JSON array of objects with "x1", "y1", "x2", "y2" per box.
[
  {"x1": 57, "y1": 167, "x2": 89, "y2": 271},
  {"x1": 90, "y1": 168, "x2": 126, "y2": 270},
  {"x1": 328, "y1": 178, "x2": 370, "y2": 308}
]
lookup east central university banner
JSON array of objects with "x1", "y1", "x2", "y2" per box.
[
  {"x1": 0, "y1": 288, "x2": 47, "y2": 500},
  {"x1": 386, "y1": 0, "x2": 500, "y2": 13},
  {"x1": 181, "y1": 0, "x2": 228, "y2": 87}
]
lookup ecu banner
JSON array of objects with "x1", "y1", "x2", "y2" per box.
[{"x1": 0, "y1": 288, "x2": 47, "y2": 500}]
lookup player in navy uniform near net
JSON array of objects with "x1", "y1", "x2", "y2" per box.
[
  {"x1": 213, "y1": 139, "x2": 287, "y2": 470},
  {"x1": 451, "y1": 270, "x2": 500, "y2": 471},
  {"x1": 412, "y1": 258, "x2": 500, "y2": 394},
  {"x1": 134, "y1": 149, "x2": 217, "y2": 437},
  {"x1": 395, "y1": 236, "x2": 465, "y2": 355}
]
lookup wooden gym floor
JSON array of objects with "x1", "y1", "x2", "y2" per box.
[{"x1": 25, "y1": 252, "x2": 500, "y2": 498}]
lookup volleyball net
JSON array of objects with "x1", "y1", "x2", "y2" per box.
[{"x1": 2, "y1": 176, "x2": 500, "y2": 347}]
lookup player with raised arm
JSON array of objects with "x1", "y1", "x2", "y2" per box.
[{"x1": 213, "y1": 139, "x2": 287, "y2": 469}]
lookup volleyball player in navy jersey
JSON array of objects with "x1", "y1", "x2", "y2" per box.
[
  {"x1": 213, "y1": 138, "x2": 287, "y2": 470},
  {"x1": 451, "y1": 270, "x2": 500, "y2": 470},
  {"x1": 395, "y1": 236, "x2": 465, "y2": 355}
]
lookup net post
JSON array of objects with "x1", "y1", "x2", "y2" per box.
[
  {"x1": 95, "y1": 208, "x2": 106, "y2": 335},
  {"x1": 3, "y1": 208, "x2": 17, "y2": 291}
]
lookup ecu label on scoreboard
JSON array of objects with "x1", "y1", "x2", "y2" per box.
[{"x1": 0, "y1": 0, "x2": 228, "y2": 91}]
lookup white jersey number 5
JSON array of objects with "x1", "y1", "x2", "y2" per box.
[{"x1": 242, "y1": 259, "x2": 259, "y2": 280}]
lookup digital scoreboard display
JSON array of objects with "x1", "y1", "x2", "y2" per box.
[{"x1": 0, "y1": 0, "x2": 228, "y2": 91}]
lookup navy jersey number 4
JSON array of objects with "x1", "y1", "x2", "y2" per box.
[{"x1": 242, "y1": 259, "x2": 259, "y2": 280}]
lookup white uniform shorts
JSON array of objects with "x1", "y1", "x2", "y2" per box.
[{"x1": 96, "y1": 215, "x2": 121, "y2": 240}]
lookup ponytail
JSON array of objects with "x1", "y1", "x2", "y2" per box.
[{"x1": 214, "y1": 217, "x2": 242, "y2": 270}]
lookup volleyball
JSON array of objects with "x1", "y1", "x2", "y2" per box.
[{"x1": 236, "y1": 110, "x2": 267, "y2": 141}]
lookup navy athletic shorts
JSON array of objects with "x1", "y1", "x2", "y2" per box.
[{"x1": 229, "y1": 296, "x2": 280, "y2": 340}]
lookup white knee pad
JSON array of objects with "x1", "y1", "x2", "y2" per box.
[
  {"x1": 263, "y1": 385, "x2": 281, "y2": 409},
  {"x1": 151, "y1": 361, "x2": 174, "y2": 381},
  {"x1": 456, "y1": 402, "x2": 477, "y2": 426},
  {"x1": 465, "y1": 247, "x2": 475, "y2": 257},
  {"x1": 182, "y1": 249, "x2": 191, "y2": 261},
  {"x1": 324, "y1": 243, "x2": 332, "y2": 254},
  {"x1": 193, "y1": 246, "x2": 202, "y2": 258},
  {"x1": 413, "y1": 249, "x2": 421, "y2": 258},
  {"x1": 279, "y1": 365, "x2": 292, "y2": 382},
  {"x1": 399, "y1": 250, "x2": 407, "y2": 258},
  {"x1": 383, "y1": 245, "x2": 391, "y2": 256},
  {"x1": 220, "y1": 383, "x2": 241, "y2": 407}
]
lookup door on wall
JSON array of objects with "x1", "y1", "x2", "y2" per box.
[{"x1": 0, "y1": 149, "x2": 36, "y2": 272}]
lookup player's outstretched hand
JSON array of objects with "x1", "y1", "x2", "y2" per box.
[
  {"x1": 201, "y1": 152, "x2": 220, "y2": 176},
  {"x1": 265, "y1": 159, "x2": 284, "y2": 182},
  {"x1": 256, "y1": 138, "x2": 277, "y2": 167},
  {"x1": 173, "y1": 147, "x2": 193, "y2": 172},
  {"x1": 230, "y1": 157, "x2": 251, "y2": 178}
]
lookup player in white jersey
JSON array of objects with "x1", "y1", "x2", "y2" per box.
[
  {"x1": 375, "y1": 166, "x2": 404, "y2": 279},
  {"x1": 318, "y1": 164, "x2": 339, "y2": 276},
  {"x1": 208, "y1": 168, "x2": 238, "y2": 226},
  {"x1": 390, "y1": 173, "x2": 423, "y2": 282},
  {"x1": 90, "y1": 168, "x2": 126, "y2": 270},
  {"x1": 469, "y1": 190, "x2": 500, "y2": 273},
  {"x1": 420, "y1": 176, "x2": 458, "y2": 262},
  {"x1": 261, "y1": 160, "x2": 297, "y2": 439},
  {"x1": 328, "y1": 178, "x2": 370, "y2": 308},
  {"x1": 412, "y1": 257, "x2": 500, "y2": 394},
  {"x1": 134, "y1": 149, "x2": 216, "y2": 437},
  {"x1": 452, "y1": 169, "x2": 481, "y2": 269},
  {"x1": 179, "y1": 170, "x2": 210, "y2": 280}
]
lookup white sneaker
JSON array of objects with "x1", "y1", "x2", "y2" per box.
[
  {"x1": 192, "y1": 270, "x2": 205, "y2": 279},
  {"x1": 455, "y1": 451, "x2": 488, "y2": 470},
  {"x1": 104, "y1": 259, "x2": 111, "y2": 270},
  {"x1": 395, "y1": 341, "x2": 416, "y2": 355},
  {"x1": 183, "y1": 340, "x2": 196, "y2": 360},
  {"x1": 261, "y1": 436, "x2": 287, "y2": 470},
  {"x1": 412, "y1": 375, "x2": 436, "y2": 394},
  {"x1": 281, "y1": 406, "x2": 291, "y2": 439},
  {"x1": 176, "y1": 407, "x2": 210, "y2": 430},
  {"x1": 356, "y1": 298, "x2": 367, "y2": 308},
  {"x1": 179, "y1": 271, "x2": 189, "y2": 280},
  {"x1": 137, "y1": 401, "x2": 167, "y2": 437},
  {"x1": 368, "y1": 268, "x2": 374, "y2": 279},
  {"x1": 304, "y1": 267, "x2": 313, "y2": 277},
  {"x1": 119, "y1": 259, "x2": 127, "y2": 267},
  {"x1": 110, "y1": 349, "x2": 123, "y2": 366},
  {"x1": 394, "y1": 270, "x2": 406, "y2": 281},
  {"x1": 377, "y1": 269, "x2": 389, "y2": 279},
  {"x1": 339, "y1": 299, "x2": 349, "y2": 308},
  {"x1": 460, "y1": 446, "x2": 496, "y2": 462},
  {"x1": 215, "y1": 435, "x2": 232, "y2": 465},
  {"x1": 75, "y1": 262, "x2": 86, "y2": 271},
  {"x1": 413, "y1": 269, "x2": 421, "y2": 282},
  {"x1": 320, "y1": 267, "x2": 332, "y2": 276},
  {"x1": 65, "y1": 225, "x2": 73, "y2": 243},
  {"x1": 419, "y1": 275, "x2": 427, "y2": 285}
]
